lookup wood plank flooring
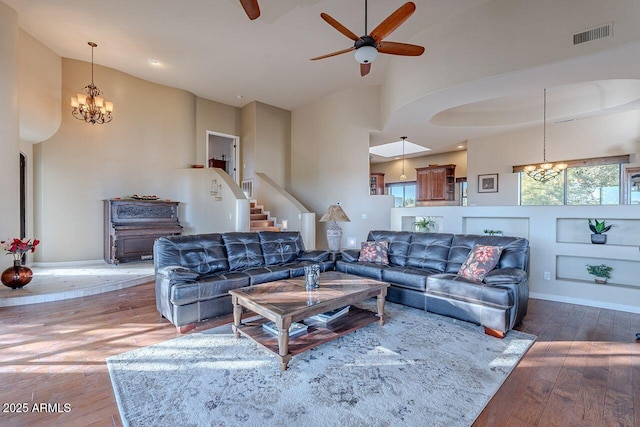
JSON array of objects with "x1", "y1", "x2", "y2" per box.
[{"x1": 0, "y1": 283, "x2": 638, "y2": 426}]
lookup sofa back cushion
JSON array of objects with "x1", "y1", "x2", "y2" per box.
[
  {"x1": 222, "y1": 232, "x2": 265, "y2": 270},
  {"x1": 367, "y1": 230, "x2": 413, "y2": 266},
  {"x1": 259, "y1": 231, "x2": 305, "y2": 265},
  {"x1": 445, "y1": 234, "x2": 530, "y2": 274},
  {"x1": 154, "y1": 233, "x2": 229, "y2": 275},
  {"x1": 406, "y1": 233, "x2": 454, "y2": 272}
]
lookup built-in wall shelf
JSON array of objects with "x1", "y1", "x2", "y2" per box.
[
  {"x1": 462, "y1": 216, "x2": 530, "y2": 239},
  {"x1": 556, "y1": 255, "x2": 640, "y2": 288},
  {"x1": 556, "y1": 218, "x2": 640, "y2": 246},
  {"x1": 401, "y1": 216, "x2": 444, "y2": 233}
]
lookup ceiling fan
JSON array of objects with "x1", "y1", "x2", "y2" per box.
[
  {"x1": 239, "y1": 0, "x2": 260, "y2": 20},
  {"x1": 311, "y1": 1, "x2": 425, "y2": 76}
]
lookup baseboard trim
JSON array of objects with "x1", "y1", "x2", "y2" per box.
[{"x1": 530, "y1": 291, "x2": 640, "y2": 315}]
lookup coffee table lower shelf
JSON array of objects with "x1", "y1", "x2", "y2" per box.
[{"x1": 234, "y1": 306, "x2": 378, "y2": 363}]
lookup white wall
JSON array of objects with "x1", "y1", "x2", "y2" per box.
[
  {"x1": 0, "y1": 2, "x2": 20, "y2": 270},
  {"x1": 291, "y1": 86, "x2": 394, "y2": 249},
  {"x1": 19, "y1": 29, "x2": 61, "y2": 143}
]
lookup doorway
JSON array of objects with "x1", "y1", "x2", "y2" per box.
[
  {"x1": 206, "y1": 131, "x2": 240, "y2": 184},
  {"x1": 20, "y1": 153, "x2": 26, "y2": 239}
]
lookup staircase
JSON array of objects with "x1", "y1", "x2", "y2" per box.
[{"x1": 250, "y1": 201, "x2": 280, "y2": 232}]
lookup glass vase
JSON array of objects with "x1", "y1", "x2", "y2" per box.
[{"x1": 1, "y1": 259, "x2": 34, "y2": 289}]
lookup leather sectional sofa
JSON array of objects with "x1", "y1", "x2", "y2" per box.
[
  {"x1": 154, "y1": 231, "x2": 333, "y2": 332},
  {"x1": 154, "y1": 229, "x2": 530, "y2": 338},
  {"x1": 336, "y1": 230, "x2": 530, "y2": 337}
]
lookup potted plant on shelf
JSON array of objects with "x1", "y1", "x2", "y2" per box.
[
  {"x1": 588, "y1": 219, "x2": 612, "y2": 244},
  {"x1": 586, "y1": 264, "x2": 613, "y2": 284},
  {"x1": 413, "y1": 217, "x2": 436, "y2": 232}
]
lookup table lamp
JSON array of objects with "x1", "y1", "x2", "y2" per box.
[{"x1": 319, "y1": 203, "x2": 351, "y2": 251}]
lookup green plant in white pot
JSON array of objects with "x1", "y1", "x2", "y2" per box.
[
  {"x1": 413, "y1": 217, "x2": 436, "y2": 232},
  {"x1": 586, "y1": 264, "x2": 613, "y2": 284}
]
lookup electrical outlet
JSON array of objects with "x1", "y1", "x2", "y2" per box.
[
  {"x1": 362, "y1": 213, "x2": 367, "y2": 219},
  {"x1": 543, "y1": 271, "x2": 551, "y2": 281}
]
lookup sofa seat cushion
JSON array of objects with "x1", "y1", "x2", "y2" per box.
[
  {"x1": 222, "y1": 232, "x2": 265, "y2": 270},
  {"x1": 259, "y1": 231, "x2": 305, "y2": 265},
  {"x1": 406, "y1": 233, "x2": 454, "y2": 272},
  {"x1": 427, "y1": 273, "x2": 514, "y2": 309},
  {"x1": 366, "y1": 230, "x2": 413, "y2": 266},
  {"x1": 241, "y1": 265, "x2": 291, "y2": 285},
  {"x1": 170, "y1": 272, "x2": 250, "y2": 306},
  {"x1": 382, "y1": 266, "x2": 439, "y2": 292},
  {"x1": 335, "y1": 260, "x2": 385, "y2": 280},
  {"x1": 283, "y1": 260, "x2": 335, "y2": 278}
]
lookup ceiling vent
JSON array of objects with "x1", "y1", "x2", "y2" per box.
[{"x1": 573, "y1": 23, "x2": 612, "y2": 45}]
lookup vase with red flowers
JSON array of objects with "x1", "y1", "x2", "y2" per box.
[{"x1": 1, "y1": 238, "x2": 40, "y2": 289}]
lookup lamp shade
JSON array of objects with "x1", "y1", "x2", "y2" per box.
[
  {"x1": 319, "y1": 204, "x2": 350, "y2": 223},
  {"x1": 354, "y1": 46, "x2": 378, "y2": 64}
]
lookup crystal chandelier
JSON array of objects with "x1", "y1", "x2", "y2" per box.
[
  {"x1": 400, "y1": 136, "x2": 408, "y2": 181},
  {"x1": 523, "y1": 89, "x2": 567, "y2": 182},
  {"x1": 70, "y1": 42, "x2": 113, "y2": 125}
]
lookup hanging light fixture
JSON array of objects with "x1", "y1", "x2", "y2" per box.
[
  {"x1": 523, "y1": 89, "x2": 567, "y2": 182},
  {"x1": 400, "y1": 136, "x2": 408, "y2": 181},
  {"x1": 70, "y1": 42, "x2": 114, "y2": 125}
]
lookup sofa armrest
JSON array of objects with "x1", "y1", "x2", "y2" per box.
[
  {"x1": 157, "y1": 265, "x2": 200, "y2": 282},
  {"x1": 297, "y1": 250, "x2": 330, "y2": 262},
  {"x1": 340, "y1": 249, "x2": 361, "y2": 263},
  {"x1": 483, "y1": 268, "x2": 527, "y2": 285}
]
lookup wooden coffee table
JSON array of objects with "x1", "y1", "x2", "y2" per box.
[{"x1": 229, "y1": 271, "x2": 389, "y2": 370}]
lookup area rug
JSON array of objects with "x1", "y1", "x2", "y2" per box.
[{"x1": 107, "y1": 302, "x2": 535, "y2": 427}]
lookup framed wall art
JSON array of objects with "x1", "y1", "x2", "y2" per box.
[{"x1": 478, "y1": 173, "x2": 498, "y2": 193}]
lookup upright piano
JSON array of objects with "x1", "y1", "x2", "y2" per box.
[{"x1": 104, "y1": 199, "x2": 182, "y2": 264}]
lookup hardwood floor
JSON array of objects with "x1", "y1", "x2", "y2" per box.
[{"x1": 0, "y1": 283, "x2": 638, "y2": 426}]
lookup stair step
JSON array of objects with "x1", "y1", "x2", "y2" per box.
[
  {"x1": 250, "y1": 208, "x2": 262, "y2": 214},
  {"x1": 250, "y1": 214, "x2": 268, "y2": 221},
  {"x1": 250, "y1": 226, "x2": 281, "y2": 232},
  {"x1": 250, "y1": 201, "x2": 256, "y2": 208},
  {"x1": 251, "y1": 220, "x2": 274, "y2": 227}
]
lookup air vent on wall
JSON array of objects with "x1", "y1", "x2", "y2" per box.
[{"x1": 573, "y1": 23, "x2": 612, "y2": 45}]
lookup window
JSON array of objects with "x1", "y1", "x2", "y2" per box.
[
  {"x1": 387, "y1": 182, "x2": 416, "y2": 207},
  {"x1": 520, "y1": 163, "x2": 621, "y2": 205}
]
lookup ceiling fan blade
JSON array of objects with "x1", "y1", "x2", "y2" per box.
[
  {"x1": 239, "y1": 0, "x2": 260, "y2": 20},
  {"x1": 370, "y1": 2, "x2": 416, "y2": 42},
  {"x1": 360, "y1": 63, "x2": 371, "y2": 76},
  {"x1": 310, "y1": 47, "x2": 355, "y2": 61},
  {"x1": 378, "y1": 41, "x2": 425, "y2": 56},
  {"x1": 321, "y1": 13, "x2": 363, "y2": 42}
]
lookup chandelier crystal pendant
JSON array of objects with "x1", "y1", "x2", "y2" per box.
[
  {"x1": 400, "y1": 136, "x2": 408, "y2": 181},
  {"x1": 523, "y1": 88, "x2": 567, "y2": 183},
  {"x1": 70, "y1": 42, "x2": 114, "y2": 125}
]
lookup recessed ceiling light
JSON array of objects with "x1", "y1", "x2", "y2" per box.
[
  {"x1": 236, "y1": 95, "x2": 244, "y2": 99},
  {"x1": 149, "y1": 59, "x2": 159, "y2": 65},
  {"x1": 457, "y1": 145, "x2": 465, "y2": 149}
]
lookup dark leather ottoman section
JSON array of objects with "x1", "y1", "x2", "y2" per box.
[
  {"x1": 386, "y1": 286, "x2": 427, "y2": 311},
  {"x1": 170, "y1": 272, "x2": 250, "y2": 306},
  {"x1": 241, "y1": 265, "x2": 291, "y2": 285},
  {"x1": 427, "y1": 274, "x2": 514, "y2": 310},
  {"x1": 335, "y1": 260, "x2": 385, "y2": 280},
  {"x1": 426, "y1": 295, "x2": 511, "y2": 333},
  {"x1": 382, "y1": 266, "x2": 437, "y2": 292}
]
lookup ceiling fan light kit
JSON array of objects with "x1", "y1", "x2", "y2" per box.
[{"x1": 312, "y1": 1, "x2": 425, "y2": 76}]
